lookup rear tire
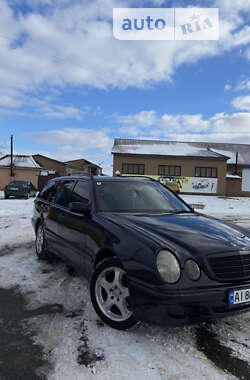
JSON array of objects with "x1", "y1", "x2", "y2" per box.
[
  {"x1": 35, "y1": 222, "x2": 50, "y2": 260},
  {"x1": 90, "y1": 257, "x2": 137, "y2": 330}
]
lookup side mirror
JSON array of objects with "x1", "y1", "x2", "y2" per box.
[{"x1": 69, "y1": 202, "x2": 90, "y2": 214}]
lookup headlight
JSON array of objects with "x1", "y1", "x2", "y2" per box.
[
  {"x1": 156, "y1": 250, "x2": 180, "y2": 283},
  {"x1": 185, "y1": 259, "x2": 200, "y2": 281}
]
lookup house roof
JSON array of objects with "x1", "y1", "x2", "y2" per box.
[
  {"x1": 33, "y1": 154, "x2": 83, "y2": 170},
  {"x1": 112, "y1": 139, "x2": 229, "y2": 160},
  {"x1": 65, "y1": 159, "x2": 102, "y2": 169},
  {"x1": 33, "y1": 154, "x2": 67, "y2": 167},
  {"x1": 0, "y1": 155, "x2": 42, "y2": 168}
]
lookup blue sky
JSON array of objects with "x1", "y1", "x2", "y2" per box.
[{"x1": 0, "y1": 0, "x2": 250, "y2": 174}]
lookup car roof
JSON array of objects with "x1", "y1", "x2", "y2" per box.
[{"x1": 48, "y1": 175, "x2": 155, "y2": 184}]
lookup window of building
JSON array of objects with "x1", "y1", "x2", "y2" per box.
[
  {"x1": 158, "y1": 165, "x2": 181, "y2": 176},
  {"x1": 195, "y1": 167, "x2": 217, "y2": 178},
  {"x1": 122, "y1": 163, "x2": 145, "y2": 175}
]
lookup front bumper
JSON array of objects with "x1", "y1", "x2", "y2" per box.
[{"x1": 128, "y1": 278, "x2": 250, "y2": 327}]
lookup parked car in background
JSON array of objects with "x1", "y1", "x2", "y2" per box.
[
  {"x1": 158, "y1": 176, "x2": 181, "y2": 193},
  {"x1": 32, "y1": 176, "x2": 250, "y2": 330},
  {"x1": 5, "y1": 180, "x2": 37, "y2": 199}
]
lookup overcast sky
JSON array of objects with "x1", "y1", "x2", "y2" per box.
[{"x1": 1, "y1": 0, "x2": 250, "y2": 174}]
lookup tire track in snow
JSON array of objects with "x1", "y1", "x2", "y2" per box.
[{"x1": 196, "y1": 324, "x2": 250, "y2": 379}]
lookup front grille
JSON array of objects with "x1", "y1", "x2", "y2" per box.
[{"x1": 207, "y1": 251, "x2": 250, "y2": 282}]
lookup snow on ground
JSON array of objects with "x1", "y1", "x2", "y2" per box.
[
  {"x1": 0, "y1": 191, "x2": 250, "y2": 379},
  {"x1": 0, "y1": 191, "x2": 35, "y2": 251},
  {"x1": 181, "y1": 194, "x2": 250, "y2": 218}
]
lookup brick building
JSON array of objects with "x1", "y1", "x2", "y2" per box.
[
  {"x1": 0, "y1": 155, "x2": 42, "y2": 190},
  {"x1": 112, "y1": 139, "x2": 250, "y2": 196},
  {"x1": 0, "y1": 154, "x2": 103, "y2": 191}
]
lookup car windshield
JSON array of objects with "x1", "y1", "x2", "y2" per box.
[{"x1": 95, "y1": 180, "x2": 190, "y2": 213}]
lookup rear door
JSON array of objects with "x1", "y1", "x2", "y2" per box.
[
  {"x1": 49, "y1": 179, "x2": 76, "y2": 258},
  {"x1": 36, "y1": 180, "x2": 58, "y2": 249},
  {"x1": 55, "y1": 180, "x2": 92, "y2": 275}
]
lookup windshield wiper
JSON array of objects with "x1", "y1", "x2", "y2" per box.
[{"x1": 171, "y1": 210, "x2": 193, "y2": 214}]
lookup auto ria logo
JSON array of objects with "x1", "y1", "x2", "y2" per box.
[{"x1": 113, "y1": 8, "x2": 219, "y2": 40}]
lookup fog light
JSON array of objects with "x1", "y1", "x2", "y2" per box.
[{"x1": 185, "y1": 259, "x2": 200, "y2": 281}]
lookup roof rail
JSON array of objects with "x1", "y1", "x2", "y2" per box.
[{"x1": 120, "y1": 175, "x2": 159, "y2": 183}]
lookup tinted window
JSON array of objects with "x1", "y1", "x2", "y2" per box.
[
  {"x1": 39, "y1": 181, "x2": 56, "y2": 201},
  {"x1": 9, "y1": 180, "x2": 26, "y2": 185},
  {"x1": 54, "y1": 180, "x2": 75, "y2": 208},
  {"x1": 95, "y1": 180, "x2": 189, "y2": 213},
  {"x1": 71, "y1": 181, "x2": 90, "y2": 204}
]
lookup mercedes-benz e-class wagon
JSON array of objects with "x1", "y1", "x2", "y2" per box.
[{"x1": 32, "y1": 176, "x2": 250, "y2": 330}]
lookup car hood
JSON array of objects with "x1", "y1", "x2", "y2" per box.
[{"x1": 103, "y1": 212, "x2": 250, "y2": 258}]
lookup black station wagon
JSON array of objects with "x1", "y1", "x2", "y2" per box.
[{"x1": 32, "y1": 176, "x2": 250, "y2": 329}]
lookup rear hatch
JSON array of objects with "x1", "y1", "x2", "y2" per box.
[{"x1": 5, "y1": 181, "x2": 28, "y2": 196}]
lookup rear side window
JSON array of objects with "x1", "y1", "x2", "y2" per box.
[
  {"x1": 71, "y1": 181, "x2": 90, "y2": 204},
  {"x1": 9, "y1": 180, "x2": 26, "y2": 185},
  {"x1": 39, "y1": 181, "x2": 56, "y2": 201},
  {"x1": 54, "y1": 180, "x2": 76, "y2": 208}
]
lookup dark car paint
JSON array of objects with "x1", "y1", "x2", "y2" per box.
[{"x1": 32, "y1": 176, "x2": 250, "y2": 326}]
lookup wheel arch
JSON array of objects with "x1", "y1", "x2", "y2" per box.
[
  {"x1": 94, "y1": 248, "x2": 117, "y2": 269},
  {"x1": 35, "y1": 217, "x2": 42, "y2": 232}
]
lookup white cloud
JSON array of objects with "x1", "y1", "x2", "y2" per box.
[
  {"x1": 31, "y1": 101, "x2": 85, "y2": 119},
  {"x1": 28, "y1": 128, "x2": 112, "y2": 151},
  {"x1": 224, "y1": 84, "x2": 231, "y2": 91},
  {"x1": 231, "y1": 96, "x2": 250, "y2": 111},
  {"x1": 115, "y1": 109, "x2": 250, "y2": 143},
  {"x1": 116, "y1": 111, "x2": 210, "y2": 134},
  {"x1": 27, "y1": 127, "x2": 114, "y2": 171},
  {"x1": 115, "y1": 110, "x2": 157, "y2": 127},
  {"x1": 0, "y1": 91, "x2": 87, "y2": 119},
  {"x1": 235, "y1": 79, "x2": 250, "y2": 91},
  {"x1": 0, "y1": 0, "x2": 249, "y2": 111},
  {"x1": 245, "y1": 48, "x2": 250, "y2": 60}
]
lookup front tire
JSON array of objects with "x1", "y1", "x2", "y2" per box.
[
  {"x1": 90, "y1": 257, "x2": 137, "y2": 330},
  {"x1": 35, "y1": 222, "x2": 50, "y2": 260}
]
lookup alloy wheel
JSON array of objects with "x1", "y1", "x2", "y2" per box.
[{"x1": 95, "y1": 266, "x2": 132, "y2": 322}]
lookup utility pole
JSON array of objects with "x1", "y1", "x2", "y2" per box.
[
  {"x1": 10, "y1": 135, "x2": 14, "y2": 177},
  {"x1": 234, "y1": 152, "x2": 238, "y2": 175}
]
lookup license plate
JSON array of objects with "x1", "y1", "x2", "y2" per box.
[
  {"x1": 10, "y1": 187, "x2": 19, "y2": 190},
  {"x1": 229, "y1": 288, "x2": 250, "y2": 305}
]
